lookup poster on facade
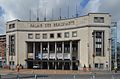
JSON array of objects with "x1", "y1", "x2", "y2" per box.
[
  {"x1": 63, "y1": 53, "x2": 70, "y2": 59},
  {"x1": 49, "y1": 53, "x2": 55, "y2": 59},
  {"x1": 57, "y1": 53, "x2": 63, "y2": 59},
  {"x1": 42, "y1": 53, "x2": 48, "y2": 59},
  {"x1": 38, "y1": 53, "x2": 42, "y2": 59},
  {"x1": 28, "y1": 53, "x2": 33, "y2": 58}
]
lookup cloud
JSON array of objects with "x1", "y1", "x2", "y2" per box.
[
  {"x1": 98, "y1": 0, "x2": 120, "y2": 42},
  {"x1": 0, "y1": 0, "x2": 120, "y2": 42}
]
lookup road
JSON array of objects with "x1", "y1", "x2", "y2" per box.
[{"x1": 1, "y1": 73, "x2": 120, "y2": 79}]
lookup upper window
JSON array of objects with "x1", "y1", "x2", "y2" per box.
[
  {"x1": 28, "y1": 34, "x2": 33, "y2": 39},
  {"x1": 64, "y1": 32, "x2": 69, "y2": 38},
  {"x1": 57, "y1": 33, "x2": 62, "y2": 38},
  {"x1": 93, "y1": 31, "x2": 104, "y2": 56},
  {"x1": 35, "y1": 34, "x2": 40, "y2": 39},
  {"x1": 50, "y1": 33, "x2": 54, "y2": 38},
  {"x1": 94, "y1": 17, "x2": 104, "y2": 23},
  {"x1": 9, "y1": 35, "x2": 15, "y2": 56},
  {"x1": 43, "y1": 34, "x2": 47, "y2": 39},
  {"x1": 72, "y1": 31, "x2": 77, "y2": 37},
  {"x1": 9, "y1": 23, "x2": 15, "y2": 29}
]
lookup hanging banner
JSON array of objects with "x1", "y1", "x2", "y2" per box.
[
  {"x1": 38, "y1": 53, "x2": 42, "y2": 59},
  {"x1": 42, "y1": 53, "x2": 48, "y2": 59},
  {"x1": 49, "y1": 53, "x2": 55, "y2": 59},
  {"x1": 63, "y1": 53, "x2": 71, "y2": 59},
  {"x1": 57, "y1": 53, "x2": 63, "y2": 59},
  {"x1": 28, "y1": 53, "x2": 33, "y2": 58}
]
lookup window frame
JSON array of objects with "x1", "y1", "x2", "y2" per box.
[{"x1": 28, "y1": 34, "x2": 33, "y2": 39}]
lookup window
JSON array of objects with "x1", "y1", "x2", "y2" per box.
[
  {"x1": 50, "y1": 33, "x2": 54, "y2": 38},
  {"x1": 43, "y1": 34, "x2": 47, "y2": 39},
  {"x1": 96, "y1": 44, "x2": 102, "y2": 48},
  {"x1": 9, "y1": 35, "x2": 15, "y2": 56},
  {"x1": 9, "y1": 23, "x2": 15, "y2": 29},
  {"x1": 95, "y1": 63, "x2": 98, "y2": 68},
  {"x1": 99, "y1": 63, "x2": 104, "y2": 69},
  {"x1": 64, "y1": 32, "x2": 69, "y2": 38},
  {"x1": 72, "y1": 31, "x2": 77, "y2": 37},
  {"x1": 35, "y1": 34, "x2": 40, "y2": 39},
  {"x1": 94, "y1": 17, "x2": 104, "y2": 23},
  {"x1": 28, "y1": 34, "x2": 33, "y2": 39},
  {"x1": 96, "y1": 38, "x2": 102, "y2": 42},
  {"x1": 96, "y1": 48, "x2": 102, "y2": 56},
  {"x1": 93, "y1": 31, "x2": 104, "y2": 56},
  {"x1": 57, "y1": 33, "x2": 61, "y2": 38}
]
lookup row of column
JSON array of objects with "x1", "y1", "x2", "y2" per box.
[
  {"x1": 30, "y1": 41, "x2": 80, "y2": 70},
  {"x1": 32, "y1": 41, "x2": 73, "y2": 60},
  {"x1": 34, "y1": 62, "x2": 78, "y2": 70}
]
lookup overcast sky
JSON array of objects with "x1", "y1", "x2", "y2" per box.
[{"x1": 0, "y1": 0, "x2": 120, "y2": 41}]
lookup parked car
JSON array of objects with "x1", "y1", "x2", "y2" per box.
[{"x1": 33, "y1": 64, "x2": 39, "y2": 69}]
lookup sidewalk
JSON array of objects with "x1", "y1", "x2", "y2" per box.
[
  {"x1": 0, "y1": 69, "x2": 119, "y2": 75},
  {"x1": 0, "y1": 69, "x2": 91, "y2": 75}
]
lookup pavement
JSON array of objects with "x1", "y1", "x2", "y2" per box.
[
  {"x1": 0, "y1": 69, "x2": 120, "y2": 79},
  {"x1": 0, "y1": 69, "x2": 120, "y2": 75}
]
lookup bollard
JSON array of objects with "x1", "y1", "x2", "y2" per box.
[
  {"x1": 73, "y1": 75, "x2": 76, "y2": 79},
  {"x1": 92, "y1": 75, "x2": 95, "y2": 79},
  {"x1": 17, "y1": 75, "x2": 19, "y2": 79},
  {"x1": 112, "y1": 75, "x2": 115, "y2": 79},
  {"x1": 35, "y1": 74, "x2": 37, "y2": 79}
]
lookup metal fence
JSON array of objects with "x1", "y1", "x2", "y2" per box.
[{"x1": 1, "y1": 74, "x2": 120, "y2": 79}]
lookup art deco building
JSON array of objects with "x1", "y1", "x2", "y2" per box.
[{"x1": 6, "y1": 13, "x2": 111, "y2": 70}]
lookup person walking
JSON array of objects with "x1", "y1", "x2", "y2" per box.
[{"x1": 16, "y1": 64, "x2": 20, "y2": 72}]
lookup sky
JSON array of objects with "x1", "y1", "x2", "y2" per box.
[{"x1": 0, "y1": 0, "x2": 120, "y2": 41}]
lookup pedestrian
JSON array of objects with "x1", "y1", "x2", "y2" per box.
[
  {"x1": 17, "y1": 64, "x2": 20, "y2": 72},
  {"x1": 115, "y1": 68, "x2": 117, "y2": 73}
]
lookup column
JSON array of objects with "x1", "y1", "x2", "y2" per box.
[
  {"x1": 47, "y1": 62, "x2": 49, "y2": 70},
  {"x1": 55, "y1": 42, "x2": 57, "y2": 70},
  {"x1": 47, "y1": 42, "x2": 49, "y2": 70},
  {"x1": 70, "y1": 41, "x2": 72, "y2": 70},
  {"x1": 62, "y1": 42, "x2": 64, "y2": 60},
  {"x1": 62, "y1": 62, "x2": 64, "y2": 70},
  {"x1": 47, "y1": 42, "x2": 50, "y2": 69},
  {"x1": 40, "y1": 42, "x2": 42, "y2": 60},
  {"x1": 62, "y1": 42, "x2": 64, "y2": 70},
  {"x1": 78, "y1": 41, "x2": 80, "y2": 70},
  {"x1": 40, "y1": 43, "x2": 42, "y2": 69},
  {"x1": 33, "y1": 42, "x2": 35, "y2": 59},
  {"x1": 25, "y1": 43, "x2": 28, "y2": 68}
]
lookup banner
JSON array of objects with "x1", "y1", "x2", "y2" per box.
[
  {"x1": 57, "y1": 53, "x2": 63, "y2": 59},
  {"x1": 28, "y1": 53, "x2": 33, "y2": 58},
  {"x1": 63, "y1": 53, "x2": 70, "y2": 59},
  {"x1": 49, "y1": 53, "x2": 55, "y2": 59},
  {"x1": 42, "y1": 53, "x2": 48, "y2": 59}
]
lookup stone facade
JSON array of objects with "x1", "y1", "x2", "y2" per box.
[{"x1": 6, "y1": 13, "x2": 111, "y2": 70}]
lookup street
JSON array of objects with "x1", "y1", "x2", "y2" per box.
[{"x1": 1, "y1": 73, "x2": 120, "y2": 79}]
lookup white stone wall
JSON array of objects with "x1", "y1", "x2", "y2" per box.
[{"x1": 6, "y1": 13, "x2": 111, "y2": 70}]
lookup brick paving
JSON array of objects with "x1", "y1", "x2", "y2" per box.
[
  {"x1": 0, "y1": 69, "x2": 91, "y2": 75},
  {"x1": 0, "y1": 69, "x2": 120, "y2": 75}
]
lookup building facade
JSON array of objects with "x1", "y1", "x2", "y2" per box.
[
  {"x1": 111, "y1": 22, "x2": 117, "y2": 70},
  {"x1": 6, "y1": 13, "x2": 111, "y2": 70},
  {"x1": 0, "y1": 35, "x2": 6, "y2": 68},
  {"x1": 117, "y1": 42, "x2": 120, "y2": 69}
]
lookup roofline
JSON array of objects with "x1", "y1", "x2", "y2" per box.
[
  {"x1": 0, "y1": 35, "x2": 6, "y2": 38},
  {"x1": 6, "y1": 13, "x2": 111, "y2": 23}
]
